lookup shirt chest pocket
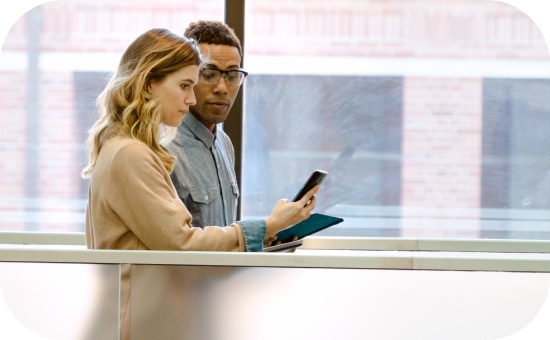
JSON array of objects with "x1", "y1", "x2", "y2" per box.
[{"x1": 189, "y1": 187, "x2": 218, "y2": 204}]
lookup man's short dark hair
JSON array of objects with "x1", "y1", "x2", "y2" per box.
[{"x1": 184, "y1": 20, "x2": 242, "y2": 57}]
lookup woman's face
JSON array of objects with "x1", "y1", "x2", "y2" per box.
[{"x1": 148, "y1": 65, "x2": 199, "y2": 127}]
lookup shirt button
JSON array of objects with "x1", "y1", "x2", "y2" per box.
[{"x1": 205, "y1": 195, "x2": 209, "y2": 200}]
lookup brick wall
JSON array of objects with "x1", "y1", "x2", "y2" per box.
[
  {"x1": 246, "y1": 0, "x2": 548, "y2": 59},
  {"x1": 38, "y1": 71, "x2": 79, "y2": 198},
  {"x1": 401, "y1": 77, "x2": 482, "y2": 237},
  {"x1": 0, "y1": 70, "x2": 26, "y2": 194},
  {"x1": 4, "y1": 0, "x2": 223, "y2": 52}
]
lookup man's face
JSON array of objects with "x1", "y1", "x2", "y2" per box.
[{"x1": 190, "y1": 43, "x2": 242, "y2": 131}]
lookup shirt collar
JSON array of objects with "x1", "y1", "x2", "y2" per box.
[{"x1": 182, "y1": 113, "x2": 217, "y2": 148}]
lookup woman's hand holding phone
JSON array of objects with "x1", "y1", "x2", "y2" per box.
[{"x1": 264, "y1": 185, "x2": 319, "y2": 243}]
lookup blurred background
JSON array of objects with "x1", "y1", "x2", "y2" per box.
[{"x1": 1, "y1": 0, "x2": 550, "y2": 240}]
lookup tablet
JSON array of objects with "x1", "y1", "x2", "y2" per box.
[
  {"x1": 275, "y1": 213, "x2": 344, "y2": 244},
  {"x1": 263, "y1": 239, "x2": 303, "y2": 252}
]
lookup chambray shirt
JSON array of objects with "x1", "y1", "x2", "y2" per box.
[
  {"x1": 168, "y1": 114, "x2": 265, "y2": 251},
  {"x1": 169, "y1": 113, "x2": 239, "y2": 228}
]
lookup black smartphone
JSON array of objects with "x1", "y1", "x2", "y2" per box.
[{"x1": 292, "y1": 170, "x2": 328, "y2": 202}]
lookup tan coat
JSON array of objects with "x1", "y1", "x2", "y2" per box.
[
  {"x1": 85, "y1": 135, "x2": 247, "y2": 339},
  {"x1": 85, "y1": 135, "x2": 246, "y2": 251}
]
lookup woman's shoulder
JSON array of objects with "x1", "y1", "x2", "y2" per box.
[
  {"x1": 106, "y1": 135, "x2": 150, "y2": 153},
  {"x1": 104, "y1": 136, "x2": 158, "y2": 165}
]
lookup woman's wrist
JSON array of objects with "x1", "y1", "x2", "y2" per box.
[{"x1": 264, "y1": 216, "x2": 280, "y2": 240}]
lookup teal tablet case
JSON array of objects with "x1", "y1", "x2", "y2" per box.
[{"x1": 275, "y1": 213, "x2": 344, "y2": 243}]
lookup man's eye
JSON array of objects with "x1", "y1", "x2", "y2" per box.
[
  {"x1": 226, "y1": 73, "x2": 239, "y2": 82},
  {"x1": 202, "y1": 73, "x2": 215, "y2": 80}
]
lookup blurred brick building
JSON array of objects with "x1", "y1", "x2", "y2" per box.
[{"x1": 0, "y1": 0, "x2": 548, "y2": 234}]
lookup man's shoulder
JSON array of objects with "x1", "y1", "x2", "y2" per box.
[
  {"x1": 168, "y1": 124, "x2": 196, "y2": 147},
  {"x1": 216, "y1": 127, "x2": 233, "y2": 143}
]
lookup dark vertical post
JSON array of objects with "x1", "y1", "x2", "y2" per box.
[{"x1": 224, "y1": 0, "x2": 245, "y2": 220}]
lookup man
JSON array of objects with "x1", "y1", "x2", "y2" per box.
[{"x1": 168, "y1": 20, "x2": 247, "y2": 228}]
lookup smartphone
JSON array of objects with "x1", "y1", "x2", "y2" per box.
[{"x1": 292, "y1": 170, "x2": 328, "y2": 202}]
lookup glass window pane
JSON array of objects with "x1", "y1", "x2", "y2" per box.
[
  {"x1": 241, "y1": 0, "x2": 550, "y2": 239},
  {"x1": 0, "y1": 0, "x2": 224, "y2": 232}
]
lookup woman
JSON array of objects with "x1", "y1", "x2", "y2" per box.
[{"x1": 81, "y1": 28, "x2": 317, "y2": 339}]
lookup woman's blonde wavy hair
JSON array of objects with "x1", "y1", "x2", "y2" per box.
[{"x1": 81, "y1": 28, "x2": 202, "y2": 178}]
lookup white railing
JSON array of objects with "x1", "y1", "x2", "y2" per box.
[{"x1": 1, "y1": 234, "x2": 550, "y2": 339}]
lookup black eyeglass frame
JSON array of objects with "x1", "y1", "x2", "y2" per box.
[{"x1": 199, "y1": 68, "x2": 249, "y2": 86}]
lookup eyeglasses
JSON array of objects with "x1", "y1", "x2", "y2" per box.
[{"x1": 199, "y1": 68, "x2": 248, "y2": 87}]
